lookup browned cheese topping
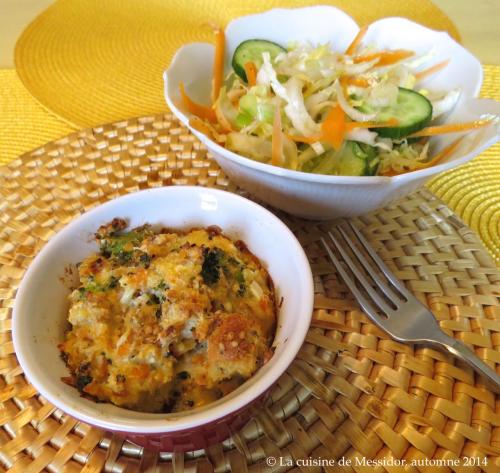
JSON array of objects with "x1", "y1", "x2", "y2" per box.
[{"x1": 59, "y1": 219, "x2": 276, "y2": 412}]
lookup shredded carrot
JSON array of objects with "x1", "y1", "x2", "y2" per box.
[
  {"x1": 416, "y1": 137, "x2": 464, "y2": 169},
  {"x1": 321, "y1": 105, "x2": 346, "y2": 150},
  {"x1": 271, "y1": 107, "x2": 283, "y2": 166},
  {"x1": 343, "y1": 76, "x2": 370, "y2": 88},
  {"x1": 409, "y1": 119, "x2": 494, "y2": 138},
  {"x1": 117, "y1": 343, "x2": 129, "y2": 357},
  {"x1": 381, "y1": 136, "x2": 464, "y2": 176},
  {"x1": 354, "y1": 49, "x2": 414, "y2": 66},
  {"x1": 345, "y1": 25, "x2": 369, "y2": 55},
  {"x1": 339, "y1": 76, "x2": 348, "y2": 98},
  {"x1": 380, "y1": 50, "x2": 414, "y2": 65},
  {"x1": 244, "y1": 61, "x2": 257, "y2": 86},
  {"x1": 288, "y1": 118, "x2": 399, "y2": 145},
  {"x1": 415, "y1": 59, "x2": 450, "y2": 81},
  {"x1": 132, "y1": 364, "x2": 150, "y2": 380},
  {"x1": 286, "y1": 133, "x2": 322, "y2": 144},
  {"x1": 189, "y1": 116, "x2": 213, "y2": 136},
  {"x1": 345, "y1": 118, "x2": 399, "y2": 131},
  {"x1": 192, "y1": 354, "x2": 205, "y2": 364},
  {"x1": 211, "y1": 26, "x2": 225, "y2": 103},
  {"x1": 214, "y1": 97, "x2": 234, "y2": 132},
  {"x1": 189, "y1": 117, "x2": 227, "y2": 144},
  {"x1": 180, "y1": 83, "x2": 217, "y2": 122},
  {"x1": 379, "y1": 169, "x2": 399, "y2": 177}
]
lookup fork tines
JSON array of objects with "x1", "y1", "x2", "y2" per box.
[
  {"x1": 321, "y1": 221, "x2": 410, "y2": 321},
  {"x1": 320, "y1": 222, "x2": 500, "y2": 393}
]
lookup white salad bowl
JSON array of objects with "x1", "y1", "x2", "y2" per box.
[
  {"x1": 12, "y1": 186, "x2": 313, "y2": 451},
  {"x1": 164, "y1": 6, "x2": 500, "y2": 219}
]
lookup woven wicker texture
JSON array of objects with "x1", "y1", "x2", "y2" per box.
[
  {"x1": 0, "y1": 114, "x2": 498, "y2": 472},
  {"x1": 14, "y1": 0, "x2": 458, "y2": 128}
]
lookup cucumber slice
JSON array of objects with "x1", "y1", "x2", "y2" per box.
[
  {"x1": 303, "y1": 142, "x2": 378, "y2": 176},
  {"x1": 371, "y1": 88, "x2": 432, "y2": 140},
  {"x1": 354, "y1": 141, "x2": 379, "y2": 176},
  {"x1": 232, "y1": 39, "x2": 286, "y2": 82},
  {"x1": 336, "y1": 141, "x2": 380, "y2": 176},
  {"x1": 366, "y1": 157, "x2": 380, "y2": 176},
  {"x1": 239, "y1": 94, "x2": 275, "y2": 123},
  {"x1": 226, "y1": 132, "x2": 272, "y2": 162},
  {"x1": 235, "y1": 111, "x2": 253, "y2": 128},
  {"x1": 336, "y1": 141, "x2": 369, "y2": 176},
  {"x1": 337, "y1": 155, "x2": 367, "y2": 176},
  {"x1": 306, "y1": 149, "x2": 338, "y2": 175}
]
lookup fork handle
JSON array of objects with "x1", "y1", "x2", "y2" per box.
[{"x1": 433, "y1": 333, "x2": 500, "y2": 394}]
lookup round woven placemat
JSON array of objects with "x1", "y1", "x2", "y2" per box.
[
  {"x1": 14, "y1": 0, "x2": 458, "y2": 128},
  {"x1": 0, "y1": 114, "x2": 499, "y2": 472},
  {"x1": 0, "y1": 69, "x2": 76, "y2": 165}
]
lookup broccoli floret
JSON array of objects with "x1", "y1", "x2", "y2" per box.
[
  {"x1": 201, "y1": 248, "x2": 247, "y2": 292},
  {"x1": 99, "y1": 225, "x2": 152, "y2": 263},
  {"x1": 156, "y1": 281, "x2": 168, "y2": 291},
  {"x1": 82, "y1": 275, "x2": 120, "y2": 294},
  {"x1": 139, "y1": 252, "x2": 152, "y2": 268},
  {"x1": 76, "y1": 375, "x2": 93, "y2": 391},
  {"x1": 201, "y1": 248, "x2": 224, "y2": 285},
  {"x1": 236, "y1": 269, "x2": 246, "y2": 296}
]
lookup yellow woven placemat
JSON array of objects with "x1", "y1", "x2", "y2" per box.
[
  {"x1": 0, "y1": 69, "x2": 76, "y2": 163},
  {"x1": 0, "y1": 120, "x2": 498, "y2": 471},
  {"x1": 14, "y1": 0, "x2": 458, "y2": 128},
  {"x1": 427, "y1": 64, "x2": 500, "y2": 263}
]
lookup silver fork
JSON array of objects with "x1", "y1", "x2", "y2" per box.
[{"x1": 321, "y1": 222, "x2": 500, "y2": 394}]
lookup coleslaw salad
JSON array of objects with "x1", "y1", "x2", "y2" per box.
[{"x1": 178, "y1": 25, "x2": 498, "y2": 177}]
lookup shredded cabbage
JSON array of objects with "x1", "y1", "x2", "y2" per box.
[
  {"x1": 283, "y1": 76, "x2": 320, "y2": 135},
  {"x1": 334, "y1": 80, "x2": 376, "y2": 122},
  {"x1": 259, "y1": 53, "x2": 319, "y2": 135},
  {"x1": 186, "y1": 35, "x2": 499, "y2": 177},
  {"x1": 378, "y1": 141, "x2": 430, "y2": 173},
  {"x1": 429, "y1": 89, "x2": 461, "y2": 119}
]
